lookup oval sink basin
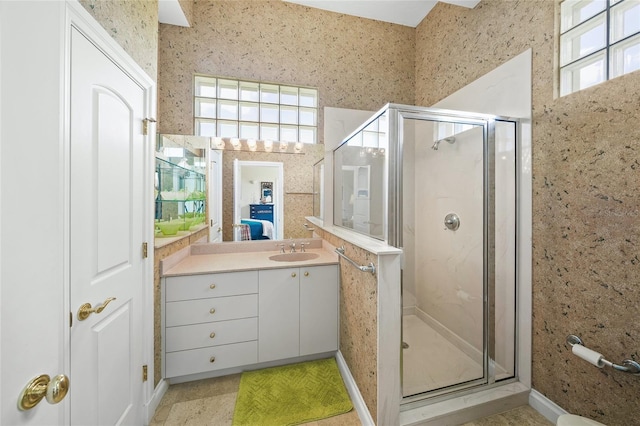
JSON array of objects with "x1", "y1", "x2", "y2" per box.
[{"x1": 269, "y1": 252, "x2": 320, "y2": 262}]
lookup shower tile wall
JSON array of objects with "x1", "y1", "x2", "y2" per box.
[
  {"x1": 410, "y1": 121, "x2": 485, "y2": 353},
  {"x1": 415, "y1": 1, "x2": 640, "y2": 424}
]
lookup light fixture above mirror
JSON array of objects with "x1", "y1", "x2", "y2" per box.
[{"x1": 210, "y1": 137, "x2": 305, "y2": 154}]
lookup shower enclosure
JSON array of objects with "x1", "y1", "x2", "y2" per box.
[{"x1": 333, "y1": 104, "x2": 518, "y2": 405}]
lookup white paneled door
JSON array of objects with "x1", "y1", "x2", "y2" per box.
[{"x1": 69, "y1": 27, "x2": 145, "y2": 425}]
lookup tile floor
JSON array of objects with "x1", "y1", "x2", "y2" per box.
[
  {"x1": 152, "y1": 315, "x2": 552, "y2": 425},
  {"x1": 150, "y1": 372, "x2": 552, "y2": 426}
]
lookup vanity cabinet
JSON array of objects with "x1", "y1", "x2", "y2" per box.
[
  {"x1": 163, "y1": 264, "x2": 338, "y2": 380},
  {"x1": 163, "y1": 271, "x2": 259, "y2": 378},
  {"x1": 258, "y1": 265, "x2": 338, "y2": 362}
]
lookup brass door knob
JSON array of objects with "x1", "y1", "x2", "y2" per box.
[
  {"x1": 19, "y1": 374, "x2": 70, "y2": 411},
  {"x1": 77, "y1": 297, "x2": 116, "y2": 321}
]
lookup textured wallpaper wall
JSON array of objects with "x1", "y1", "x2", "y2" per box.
[
  {"x1": 79, "y1": 0, "x2": 158, "y2": 81},
  {"x1": 416, "y1": 1, "x2": 640, "y2": 423},
  {"x1": 157, "y1": 0, "x2": 415, "y2": 137}
]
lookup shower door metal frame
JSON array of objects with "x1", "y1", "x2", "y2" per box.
[{"x1": 387, "y1": 104, "x2": 517, "y2": 406}]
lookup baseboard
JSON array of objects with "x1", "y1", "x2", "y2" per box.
[
  {"x1": 529, "y1": 388, "x2": 567, "y2": 425},
  {"x1": 335, "y1": 351, "x2": 375, "y2": 426},
  {"x1": 403, "y1": 305, "x2": 416, "y2": 316},
  {"x1": 145, "y1": 379, "x2": 169, "y2": 425}
]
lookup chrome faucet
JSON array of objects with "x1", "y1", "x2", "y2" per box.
[
  {"x1": 289, "y1": 241, "x2": 296, "y2": 253},
  {"x1": 299, "y1": 242, "x2": 309, "y2": 252}
]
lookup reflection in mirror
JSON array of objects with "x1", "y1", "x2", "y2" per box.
[
  {"x1": 333, "y1": 111, "x2": 388, "y2": 240},
  {"x1": 155, "y1": 135, "x2": 208, "y2": 238},
  {"x1": 222, "y1": 143, "x2": 324, "y2": 241},
  {"x1": 155, "y1": 135, "x2": 324, "y2": 243},
  {"x1": 313, "y1": 159, "x2": 324, "y2": 219},
  {"x1": 233, "y1": 160, "x2": 284, "y2": 241}
]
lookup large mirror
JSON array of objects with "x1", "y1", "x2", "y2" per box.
[{"x1": 158, "y1": 134, "x2": 324, "y2": 243}]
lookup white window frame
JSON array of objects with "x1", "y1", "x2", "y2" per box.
[
  {"x1": 194, "y1": 75, "x2": 319, "y2": 144},
  {"x1": 560, "y1": 0, "x2": 640, "y2": 96}
]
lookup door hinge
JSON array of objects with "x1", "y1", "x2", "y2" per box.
[
  {"x1": 142, "y1": 365, "x2": 148, "y2": 382},
  {"x1": 142, "y1": 118, "x2": 156, "y2": 136},
  {"x1": 142, "y1": 242, "x2": 148, "y2": 259}
]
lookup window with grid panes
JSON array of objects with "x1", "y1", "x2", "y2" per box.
[
  {"x1": 194, "y1": 75, "x2": 318, "y2": 143},
  {"x1": 560, "y1": 0, "x2": 640, "y2": 96}
]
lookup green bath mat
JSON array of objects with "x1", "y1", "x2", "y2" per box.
[{"x1": 232, "y1": 358, "x2": 353, "y2": 426}]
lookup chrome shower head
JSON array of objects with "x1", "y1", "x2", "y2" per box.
[{"x1": 431, "y1": 136, "x2": 456, "y2": 150}]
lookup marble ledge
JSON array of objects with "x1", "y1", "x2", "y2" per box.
[
  {"x1": 160, "y1": 237, "x2": 338, "y2": 277},
  {"x1": 306, "y1": 216, "x2": 402, "y2": 256}
]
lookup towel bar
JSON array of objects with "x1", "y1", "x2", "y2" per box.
[{"x1": 335, "y1": 245, "x2": 375, "y2": 275}]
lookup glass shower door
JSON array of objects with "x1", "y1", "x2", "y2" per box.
[{"x1": 400, "y1": 117, "x2": 488, "y2": 398}]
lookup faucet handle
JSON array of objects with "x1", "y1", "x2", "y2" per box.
[
  {"x1": 276, "y1": 243, "x2": 285, "y2": 253},
  {"x1": 299, "y1": 242, "x2": 309, "y2": 252}
]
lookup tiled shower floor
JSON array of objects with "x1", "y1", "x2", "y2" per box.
[{"x1": 402, "y1": 314, "x2": 484, "y2": 397}]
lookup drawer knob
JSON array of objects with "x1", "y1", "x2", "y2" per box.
[
  {"x1": 291, "y1": 272, "x2": 297, "y2": 278},
  {"x1": 210, "y1": 332, "x2": 216, "y2": 339},
  {"x1": 209, "y1": 308, "x2": 216, "y2": 314},
  {"x1": 304, "y1": 271, "x2": 309, "y2": 277},
  {"x1": 210, "y1": 284, "x2": 216, "y2": 289},
  {"x1": 210, "y1": 356, "x2": 216, "y2": 363}
]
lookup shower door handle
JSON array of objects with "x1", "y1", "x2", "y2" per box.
[{"x1": 444, "y1": 213, "x2": 460, "y2": 231}]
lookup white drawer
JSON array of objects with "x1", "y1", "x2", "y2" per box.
[
  {"x1": 165, "y1": 341, "x2": 258, "y2": 377},
  {"x1": 166, "y1": 294, "x2": 258, "y2": 327},
  {"x1": 166, "y1": 317, "x2": 258, "y2": 352},
  {"x1": 166, "y1": 271, "x2": 258, "y2": 302}
]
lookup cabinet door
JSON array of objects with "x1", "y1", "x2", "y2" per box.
[
  {"x1": 300, "y1": 265, "x2": 339, "y2": 355},
  {"x1": 258, "y1": 268, "x2": 300, "y2": 362}
]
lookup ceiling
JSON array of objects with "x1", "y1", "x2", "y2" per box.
[
  {"x1": 282, "y1": 0, "x2": 481, "y2": 27},
  {"x1": 159, "y1": 0, "x2": 481, "y2": 28}
]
